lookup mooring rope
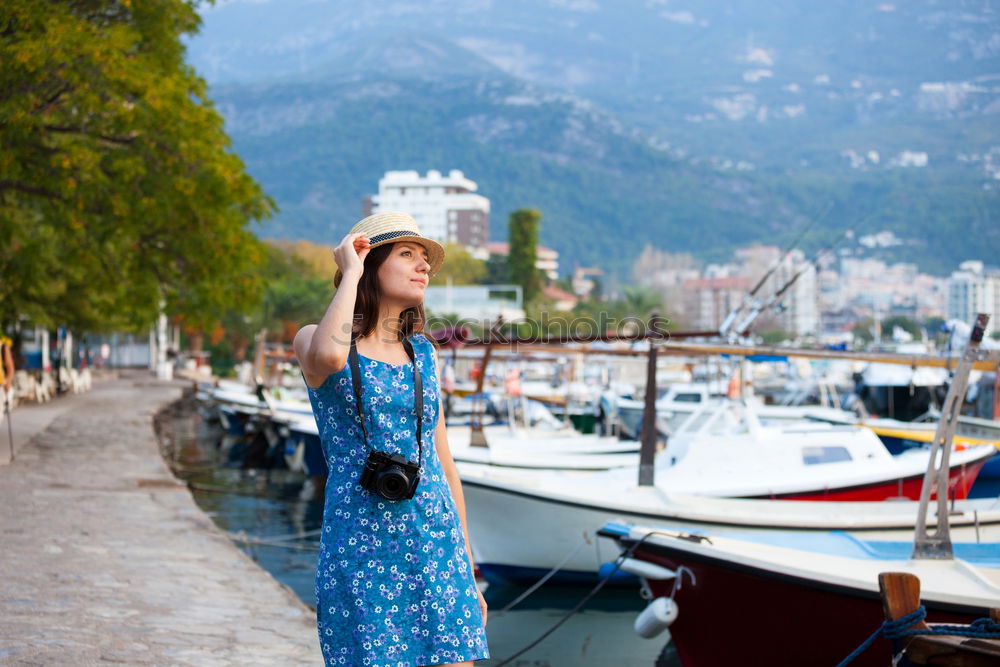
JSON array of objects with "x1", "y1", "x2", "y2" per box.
[
  {"x1": 836, "y1": 605, "x2": 1000, "y2": 667},
  {"x1": 493, "y1": 532, "x2": 658, "y2": 667},
  {"x1": 491, "y1": 537, "x2": 590, "y2": 618}
]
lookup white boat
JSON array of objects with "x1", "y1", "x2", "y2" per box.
[
  {"x1": 448, "y1": 425, "x2": 640, "y2": 469},
  {"x1": 460, "y1": 463, "x2": 1000, "y2": 584},
  {"x1": 615, "y1": 382, "x2": 858, "y2": 436},
  {"x1": 654, "y1": 400, "x2": 992, "y2": 500}
]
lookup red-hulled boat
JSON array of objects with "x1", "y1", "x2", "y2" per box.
[{"x1": 598, "y1": 522, "x2": 1000, "y2": 667}]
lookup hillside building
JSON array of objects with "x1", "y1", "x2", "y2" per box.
[
  {"x1": 364, "y1": 170, "x2": 490, "y2": 252},
  {"x1": 948, "y1": 261, "x2": 1000, "y2": 332},
  {"x1": 709, "y1": 246, "x2": 820, "y2": 336},
  {"x1": 681, "y1": 275, "x2": 752, "y2": 331}
]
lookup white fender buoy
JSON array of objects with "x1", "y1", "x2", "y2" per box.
[
  {"x1": 634, "y1": 597, "x2": 679, "y2": 639},
  {"x1": 618, "y1": 557, "x2": 677, "y2": 580}
]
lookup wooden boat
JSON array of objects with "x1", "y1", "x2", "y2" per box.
[
  {"x1": 596, "y1": 522, "x2": 1000, "y2": 667},
  {"x1": 877, "y1": 572, "x2": 1000, "y2": 666}
]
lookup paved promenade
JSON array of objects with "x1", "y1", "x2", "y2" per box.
[{"x1": 0, "y1": 373, "x2": 322, "y2": 665}]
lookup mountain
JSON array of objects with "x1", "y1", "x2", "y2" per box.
[
  {"x1": 213, "y1": 46, "x2": 792, "y2": 278},
  {"x1": 188, "y1": 1, "x2": 1000, "y2": 277}
]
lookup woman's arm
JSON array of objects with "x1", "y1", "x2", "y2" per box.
[
  {"x1": 432, "y1": 348, "x2": 488, "y2": 623},
  {"x1": 293, "y1": 233, "x2": 369, "y2": 388}
]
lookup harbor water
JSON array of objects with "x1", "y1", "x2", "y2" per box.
[{"x1": 158, "y1": 397, "x2": 681, "y2": 667}]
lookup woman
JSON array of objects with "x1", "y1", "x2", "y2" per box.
[{"x1": 293, "y1": 212, "x2": 489, "y2": 667}]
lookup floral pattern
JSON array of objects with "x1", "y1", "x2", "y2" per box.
[{"x1": 306, "y1": 334, "x2": 489, "y2": 666}]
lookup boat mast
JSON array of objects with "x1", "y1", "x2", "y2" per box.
[
  {"x1": 638, "y1": 314, "x2": 665, "y2": 486},
  {"x1": 911, "y1": 313, "x2": 998, "y2": 559}
]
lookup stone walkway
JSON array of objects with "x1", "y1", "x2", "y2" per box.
[{"x1": 0, "y1": 373, "x2": 322, "y2": 666}]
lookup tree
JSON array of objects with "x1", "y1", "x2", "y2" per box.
[
  {"x1": 852, "y1": 318, "x2": 875, "y2": 345},
  {"x1": 759, "y1": 329, "x2": 789, "y2": 345},
  {"x1": 483, "y1": 253, "x2": 509, "y2": 284},
  {"x1": 508, "y1": 208, "x2": 542, "y2": 305},
  {"x1": 0, "y1": 1, "x2": 274, "y2": 334},
  {"x1": 619, "y1": 285, "x2": 664, "y2": 320},
  {"x1": 272, "y1": 239, "x2": 337, "y2": 279},
  {"x1": 430, "y1": 242, "x2": 487, "y2": 286},
  {"x1": 922, "y1": 315, "x2": 946, "y2": 340},
  {"x1": 882, "y1": 315, "x2": 920, "y2": 340}
]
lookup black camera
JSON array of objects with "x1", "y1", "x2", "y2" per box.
[{"x1": 359, "y1": 450, "x2": 421, "y2": 501}]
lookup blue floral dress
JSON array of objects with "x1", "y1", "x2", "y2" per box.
[{"x1": 305, "y1": 333, "x2": 489, "y2": 667}]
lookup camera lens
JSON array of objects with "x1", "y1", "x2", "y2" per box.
[{"x1": 375, "y1": 466, "x2": 409, "y2": 500}]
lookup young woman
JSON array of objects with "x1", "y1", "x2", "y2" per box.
[{"x1": 293, "y1": 212, "x2": 489, "y2": 667}]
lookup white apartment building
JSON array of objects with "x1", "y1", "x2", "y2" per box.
[
  {"x1": 948, "y1": 260, "x2": 1000, "y2": 331},
  {"x1": 365, "y1": 170, "x2": 490, "y2": 251},
  {"x1": 772, "y1": 249, "x2": 820, "y2": 336},
  {"x1": 729, "y1": 246, "x2": 820, "y2": 336}
]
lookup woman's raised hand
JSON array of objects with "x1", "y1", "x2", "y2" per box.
[{"x1": 334, "y1": 232, "x2": 371, "y2": 280}]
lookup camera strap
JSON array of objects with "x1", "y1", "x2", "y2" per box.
[{"x1": 349, "y1": 335, "x2": 424, "y2": 468}]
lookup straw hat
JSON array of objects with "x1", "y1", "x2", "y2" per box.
[{"x1": 333, "y1": 211, "x2": 445, "y2": 287}]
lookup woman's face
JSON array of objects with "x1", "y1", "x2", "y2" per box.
[{"x1": 377, "y1": 242, "x2": 431, "y2": 308}]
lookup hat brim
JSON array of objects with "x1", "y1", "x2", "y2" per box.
[{"x1": 334, "y1": 234, "x2": 445, "y2": 288}]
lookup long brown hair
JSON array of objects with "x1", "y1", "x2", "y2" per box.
[{"x1": 352, "y1": 243, "x2": 428, "y2": 342}]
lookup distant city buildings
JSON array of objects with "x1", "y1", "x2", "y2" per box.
[
  {"x1": 364, "y1": 169, "x2": 490, "y2": 252},
  {"x1": 948, "y1": 261, "x2": 1000, "y2": 333},
  {"x1": 682, "y1": 275, "x2": 752, "y2": 331},
  {"x1": 357, "y1": 173, "x2": 993, "y2": 338},
  {"x1": 540, "y1": 283, "x2": 579, "y2": 311},
  {"x1": 672, "y1": 246, "x2": 819, "y2": 336},
  {"x1": 634, "y1": 244, "x2": 998, "y2": 340},
  {"x1": 571, "y1": 266, "x2": 603, "y2": 300}
]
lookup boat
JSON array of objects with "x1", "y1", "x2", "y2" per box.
[
  {"x1": 456, "y1": 400, "x2": 994, "y2": 582},
  {"x1": 460, "y1": 465, "x2": 1000, "y2": 584},
  {"x1": 596, "y1": 521, "x2": 1000, "y2": 667},
  {"x1": 854, "y1": 343, "x2": 949, "y2": 422},
  {"x1": 876, "y1": 571, "x2": 1000, "y2": 665},
  {"x1": 860, "y1": 417, "x2": 1000, "y2": 479},
  {"x1": 589, "y1": 314, "x2": 1000, "y2": 666},
  {"x1": 654, "y1": 399, "x2": 992, "y2": 501}
]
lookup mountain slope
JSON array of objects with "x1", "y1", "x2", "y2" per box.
[{"x1": 189, "y1": 3, "x2": 1000, "y2": 276}]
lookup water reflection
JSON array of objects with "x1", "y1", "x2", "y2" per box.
[{"x1": 162, "y1": 400, "x2": 680, "y2": 666}]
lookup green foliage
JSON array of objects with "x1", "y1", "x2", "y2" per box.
[
  {"x1": 212, "y1": 73, "x2": 999, "y2": 281},
  {"x1": 483, "y1": 254, "x2": 509, "y2": 284},
  {"x1": 759, "y1": 329, "x2": 790, "y2": 345},
  {"x1": 922, "y1": 316, "x2": 946, "y2": 339},
  {"x1": 618, "y1": 286, "x2": 664, "y2": 320},
  {"x1": 852, "y1": 318, "x2": 875, "y2": 345},
  {"x1": 217, "y1": 241, "x2": 332, "y2": 346},
  {"x1": 271, "y1": 239, "x2": 337, "y2": 279},
  {"x1": 0, "y1": 0, "x2": 274, "y2": 333},
  {"x1": 430, "y1": 242, "x2": 487, "y2": 286},
  {"x1": 882, "y1": 315, "x2": 920, "y2": 339},
  {"x1": 508, "y1": 209, "x2": 541, "y2": 304}
]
